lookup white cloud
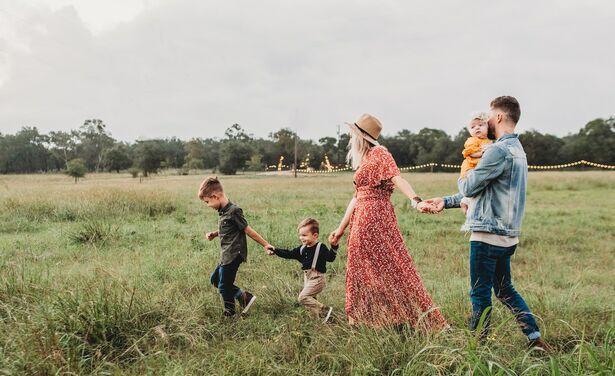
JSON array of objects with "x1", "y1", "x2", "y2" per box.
[{"x1": 0, "y1": 0, "x2": 613, "y2": 141}]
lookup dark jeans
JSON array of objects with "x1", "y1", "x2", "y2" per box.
[
  {"x1": 469, "y1": 241, "x2": 541, "y2": 340},
  {"x1": 210, "y1": 256, "x2": 244, "y2": 315}
]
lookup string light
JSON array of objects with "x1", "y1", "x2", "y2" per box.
[{"x1": 294, "y1": 160, "x2": 615, "y2": 174}]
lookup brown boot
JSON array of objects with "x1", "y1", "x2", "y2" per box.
[
  {"x1": 528, "y1": 338, "x2": 553, "y2": 353},
  {"x1": 239, "y1": 291, "x2": 256, "y2": 314}
]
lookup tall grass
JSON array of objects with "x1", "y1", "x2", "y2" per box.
[{"x1": 0, "y1": 172, "x2": 613, "y2": 374}]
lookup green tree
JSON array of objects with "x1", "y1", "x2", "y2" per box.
[
  {"x1": 76, "y1": 119, "x2": 115, "y2": 172},
  {"x1": 519, "y1": 130, "x2": 564, "y2": 165},
  {"x1": 103, "y1": 144, "x2": 133, "y2": 172},
  {"x1": 49, "y1": 130, "x2": 78, "y2": 169},
  {"x1": 414, "y1": 128, "x2": 453, "y2": 165},
  {"x1": 225, "y1": 123, "x2": 252, "y2": 142},
  {"x1": 246, "y1": 154, "x2": 264, "y2": 171},
  {"x1": 219, "y1": 141, "x2": 252, "y2": 175},
  {"x1": 270, "y1": 128, "x2": 297, "y2": 161},
  {"x1": 0, "y1": 127, "x2": 50, "y2": 173},
  {"x1": 134, "y1": 140, "x2": 165, "y2": 176},
  {"x1": 66, "y1": 158, "x2": 87, "y2": 183},
  {"x1": 187, "y1": 158, "x2": 205, "y2": 171},
  {"x1": 160, "y1": 137, "x2": 186, "y2": 168},
  {"x1": 380, "y1": 130, "x2": 419, "y2": 167}
]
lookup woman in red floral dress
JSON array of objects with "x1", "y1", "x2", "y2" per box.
[{"x1": 330, "y1": 114, "x2": 447, "y2": 329}]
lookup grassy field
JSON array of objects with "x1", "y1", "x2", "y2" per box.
[{"x1": 0, "y1": 171, "x2": 613, "y2": 375}]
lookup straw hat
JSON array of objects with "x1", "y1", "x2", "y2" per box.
[{"x1": 348, "y1": 113, "x2": 382, "y2": 145}]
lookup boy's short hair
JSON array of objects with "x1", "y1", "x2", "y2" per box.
[
  {"x1": 490, "y1": 96, "x2": 521, "y2": 124},
  {"x1": 198, "y1": 176, "x2": 224, "y2": 198},
  {"x1": 297, "y1": 217, "x2": 319, "y2": 234}
]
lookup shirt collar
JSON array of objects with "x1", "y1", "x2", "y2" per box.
[
  {"x1": 496, "y1": 133, "x2": 518, "y2": 142},
  {"x1": 218, "y1": 202, "x2": 233, "y2": 215}
]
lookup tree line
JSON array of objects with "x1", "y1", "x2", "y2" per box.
[{"x1": 1, "y1": 117, "x2": 613, "y2": 176}]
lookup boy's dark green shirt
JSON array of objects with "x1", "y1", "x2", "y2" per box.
[{"x1": 218, "y1": 202, "x2": 248, "y2": 265}]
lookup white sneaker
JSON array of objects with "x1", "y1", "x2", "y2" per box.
[
  {"x1": 240, "y1": 292, "x2": 256, "y2": 314},
  {"x1": 323, "y1": 306, "x2": 333, "y2": 323}
]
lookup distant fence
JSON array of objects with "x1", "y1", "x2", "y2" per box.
[{"x1": 296, "y1": 160, "x2": 615, "y2": 174}]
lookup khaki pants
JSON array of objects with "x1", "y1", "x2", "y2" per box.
[{"x1": 298, "y1": 269, "x2": 326, "y2": 317}]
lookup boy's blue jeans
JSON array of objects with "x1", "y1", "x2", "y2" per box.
[
  {"x1": 210, "y1": 256, "x2": 244, "y2": 315},
  {"x1": 469, "y1": 241, "x2": 541, "y2": 340}
]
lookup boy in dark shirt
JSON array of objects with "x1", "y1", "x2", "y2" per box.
[
  {"x1": 198, "y1": 176, "x2": 272, "y2": 318},
  {"x1": 267, "y1": 218, "x2": 338, "y2": 323}
]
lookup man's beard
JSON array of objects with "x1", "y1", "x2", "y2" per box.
[{"x1": 487, "y1": 124, "x2": 497, "y2": 140}]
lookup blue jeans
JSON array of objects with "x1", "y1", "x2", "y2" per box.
[
  {"x1": 210, "y1": 256, "x2": 244, "y2": 315},
  {"x1": 469, "y1": 241, "x2": 541, "y2": 340}
]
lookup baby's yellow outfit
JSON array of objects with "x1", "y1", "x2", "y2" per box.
[{"x1": 460, "y1": 137, "x2": 492, "y2": 177}]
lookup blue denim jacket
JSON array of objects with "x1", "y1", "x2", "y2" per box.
[{"x1": 444, "y1": 134, "x2": 527, "y2": 236}]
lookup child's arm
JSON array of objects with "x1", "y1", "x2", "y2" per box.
[
  {"x1": 244, "y1": 225, "x2": 272, "y2": 252},
  {"x1": 324, "y1": 244, "x2": 338, "y2": 262},
  {"x1": 205, "y1": 231, "x2": 219, "y2": 241},
  {"x1": 468, "y1": 151, "x2": 483, "y2": 158},
  {"x1": 271, "y1": 246, "x2": 301, "y2": 260}
]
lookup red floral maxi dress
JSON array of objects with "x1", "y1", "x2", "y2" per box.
[{"x1": 345, "y1": 146, "x2": 447, "y2": 329}]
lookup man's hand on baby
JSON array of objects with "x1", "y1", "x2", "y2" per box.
[
  {"x1": 265, "y1": 244, "x2": 275, "y2": 255},
  {"x1": 460, "y1": 202, "x2": 469, "y2": 215}
]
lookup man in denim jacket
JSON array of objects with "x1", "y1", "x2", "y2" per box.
[{"x1": 425, "y1": 96, "x2": 548, "y2": 350}]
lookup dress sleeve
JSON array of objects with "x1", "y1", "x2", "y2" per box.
[{"x1": 374, "y1": 146, "x2": 400, "y2": 181}]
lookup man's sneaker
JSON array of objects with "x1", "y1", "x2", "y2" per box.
[
  {"x1": 528, "y1": 338, "x2": 553, "y2": 353},
  {"x1": 239, "y1": 291, "x2": 256, "y2": 314},
  {"x1": 322, "y1": 306, "x2": 333, "y2": 324}
]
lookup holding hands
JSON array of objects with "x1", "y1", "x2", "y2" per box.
[
  {"x1": 205, "y1": 231, "x2": 219, "y2": 241},
  {"x1": 265, "y1": 244, "x2": 275, "y2": 255},
  {"x1": 416, "y1": 197, "x2": 444, "y2": 214},
  {"x1": 329, "y1": 228, "x2": 343, "y2": 247}
]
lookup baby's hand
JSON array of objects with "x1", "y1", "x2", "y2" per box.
[
  {"x1": 265, "y1": 244, "x2": 275, "y2": 255},
  {"x1": 205, "y1": 231, "x2": 218, "y2": 241}
]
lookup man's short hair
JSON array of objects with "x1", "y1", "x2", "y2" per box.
[
  {"x1": 490, "y1": 96, "x2": 521, "y2": 124},
  {"x1": 297, "y1": 217, "x2": 319, "y2": 234},
  {"x1": 198, "y1": 176, "x2": 223, "y2": 198}
]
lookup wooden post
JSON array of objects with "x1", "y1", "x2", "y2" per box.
[{"x1": 294, "y1": 135, "x2": 298, "y2": 178}]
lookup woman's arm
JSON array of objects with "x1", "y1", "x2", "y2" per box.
[
  {"x1": 330, "y1": 196, "x2": 356, "y2": 244},
  {"x1": 391, "y1": 175, "x2": 419, "y2": 200},
  {"x1": 392, "y1": 175, "x2": 438, "y2": 213}
]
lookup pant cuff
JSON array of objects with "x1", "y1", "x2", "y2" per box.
[
  {"x1": 527, "y1": 331, "x2": 541, "y2": 340},
  {"x1": 234, "y1": 289, "x2": 243, "y2": 300}
]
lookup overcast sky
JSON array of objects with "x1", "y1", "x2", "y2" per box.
[{"x1": 1, "y1": 0, "x2": 613, "y2": 142}]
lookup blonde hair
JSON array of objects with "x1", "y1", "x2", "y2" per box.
[
  {"x1": 346, "y1": 126, "x2": 373, "y2": 170},
  {"x1": 197, "y1": 176, "x2": 224, "y2": 199},
  {"x1": 297, "y1": 217, "x2": 319, "y2": 234},
  {"x1": 471, "y1": 111, "x2": 489, "y2": 122}
]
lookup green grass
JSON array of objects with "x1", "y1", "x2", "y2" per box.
[{"x1": 0, "y1": 171, "x2": 613, "y2": 375}]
